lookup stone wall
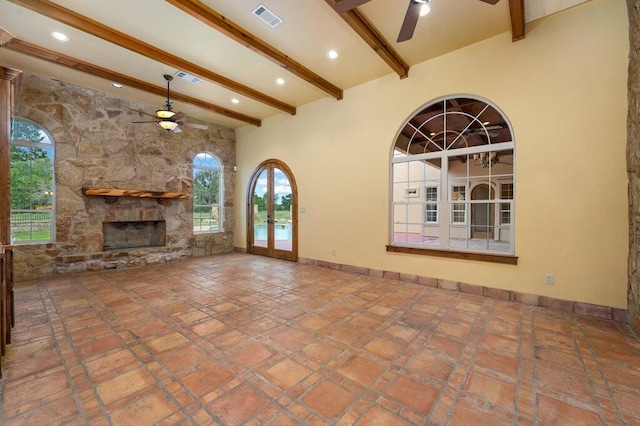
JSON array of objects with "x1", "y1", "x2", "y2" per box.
[
  {"x1": 12, "y1": 72, "x2": 236, "y2": 281},
  {"x1": 628, "y1": 0, "x2": 640, "y2": 334}
]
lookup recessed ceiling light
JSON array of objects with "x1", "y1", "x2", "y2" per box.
[
  {"x1": 327, "y1": 50, "x2": 339, "y2": 59},
  {"x1": 276, "y1": 78, "x2": 285, "y2": 85},
  {"x1": 51, "y1": 32, "x2": 69, "y2": 41},
  {"x1": 112, "y1": 83, "x2": 123, "y2": 89},
  {"x1": 231, "y1": 98, "x2": 240, "y2": 104}
]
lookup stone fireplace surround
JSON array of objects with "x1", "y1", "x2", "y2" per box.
[
  {"x1": 53, "y1": 191, "x2": 191, "y2": 274},
  {"x1": 84, "y1": 187, "x2": 183, "y2": 251}
]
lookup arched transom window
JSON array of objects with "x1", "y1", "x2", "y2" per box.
[
  {"x1": 193, "y1": 152, "x2": 223, "y2": 233},
  {"x1": 391, "y1": 95, "x2": 515, "y2": 256}
]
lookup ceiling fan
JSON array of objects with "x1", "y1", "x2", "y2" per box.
[
  {"x1": 463, "y1": 125, "x2": 503, "y2": 138},
  {"x1": 334, "y1": 0, "x2": 500, "y2": 42},
  {"x1": 473, "y1": 151, "x2": 513, "y2": 167},
  {"x1": 131, "y1": 74, "x2": 209, "y2": 133}
]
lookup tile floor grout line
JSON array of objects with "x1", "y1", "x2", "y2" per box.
[
  {"x1": 571, "y1": 316, "x2": 627, "y2": 425},
  {"x1": 446, "y1": 294, "x2": 520, "y2": 425},
  {"x1": 566, "y1": 315, "x2": 611, "y2": 425},
  {"x1": 72, "y1": 274, "x2": 202, "y2": 425},
  {"x1": 528, "y1": 307, "x2": 539, "y2": 424},
  {"x1": 515, "y1": 303, "x2": 533, "y2": 425},
  {"x1": 329, "y1": 282, "x2": 441, "y2": 425},
  {"x1": 407, "y1": 291, "x2": 487, "y2": 424},
  {"x1": 34, "y1": 284, "x2": 92, "y2": 424}
]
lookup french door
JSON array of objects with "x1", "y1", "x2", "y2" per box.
[{"x1": 246, "y1": 159, "x2": 298, "y2": 261}]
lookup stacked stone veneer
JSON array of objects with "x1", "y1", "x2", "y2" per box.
[
  {"x1": 628, "y1": 0, "x2": 640, "y2": 334},
  {"x1": 12, "y1": 72, "x2": 236, "y2": 281}
]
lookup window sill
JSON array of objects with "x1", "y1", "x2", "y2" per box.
[
  {"x1": 8, "y1": 241, "x2": 52, "y2": 246},
  {"x1": 386, "y1": 245, "x2": 518, "y2": 265}
]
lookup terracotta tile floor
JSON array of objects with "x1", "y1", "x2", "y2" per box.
[{"x1": 1, "y1": 253, "x2": 639, "y2": 425}]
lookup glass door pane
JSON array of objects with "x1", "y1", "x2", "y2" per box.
[
  {"x1": 273, "y1": 168, "x2": 293, "y2": 253},
  {"x1": 252, "y1": 169, "x2": 268, "y2": 248}
]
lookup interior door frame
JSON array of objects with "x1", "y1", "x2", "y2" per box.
[{"x1": 246, "y1": 159, "x2": 298, "y2": 261}]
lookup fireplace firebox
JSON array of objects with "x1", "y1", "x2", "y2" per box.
[{"x1": 103, "y1": 221, "x2": 166, "y2": 250}]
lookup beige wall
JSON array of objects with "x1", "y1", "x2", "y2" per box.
[{"x1": 236, "y1": 0, "x2": 629, "y2": 309}]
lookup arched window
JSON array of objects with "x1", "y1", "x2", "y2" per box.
[
  {"x1": 10, "y1": 118, "x2": 55, "y2": 243},
  {"x1": 391, "y1": 95, "x2": 515, "y2": 256},
  {"x1": 193, "y1": 152, "x2": 223, "y2": 233}
]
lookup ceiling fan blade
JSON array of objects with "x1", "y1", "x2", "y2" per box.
[
  {"x1": 397, "y1": 1, "x2": 422, "y2": 43},
  {"x1": 128, "y1": 108, "x2": 158, "y2": 118},
  {"x1": 478, "y1": 0, "x2": 500, "y2": 4},
  {"x1": 171, "y1": 126, "x2": 182, "y2": 134},
  {"x1": 132, "y1": 120, "x2": 159, "y2": 123},
  {"x1": 183, "y1": 122, "x2": 209, "y2": 130},
  {"x1": 173, "y1": 111, "x2": 186, "y2": 121},
  {"x1": 334, "y1": 0, "x2": 371, "y2": 12}
]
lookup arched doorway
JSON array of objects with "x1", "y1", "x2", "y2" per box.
[
  {"x1": 246, "y1": 159, "x2": 298, "y2": 261},
  {"x1": 471, "y1": 184, "x2": 495, "y2": 239}
]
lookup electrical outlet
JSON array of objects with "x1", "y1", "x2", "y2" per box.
[
  {"x1": 331, "y1": 249, "x2": 336, "y2": 256},
  {"x1": 544, "y1": 274, "x2": 554, "y2": 285}
]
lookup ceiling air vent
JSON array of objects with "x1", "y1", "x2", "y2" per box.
[
  {"x1": 252, "y1": 4, "x2": 283, "y2": 28},
  {"x1": 174, "y1": 71, "x2": 201, "y2": 84}
]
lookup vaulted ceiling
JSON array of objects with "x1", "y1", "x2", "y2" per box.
[{"x1": 0, "y1": 0, "x2": 586, "y2": 129}]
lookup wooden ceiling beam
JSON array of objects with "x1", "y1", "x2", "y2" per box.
[
  {"x1": 0, "y1": 27, "x2": 16, "y2": 45},
  {"x1": 509, "y1": 0, "x2": 525, "y2": 41},
  {"x1": 325, "y1": 0, "x2": 410, "y2": 79},
  {"x1": 166, "y1": 0, "x2": 343, "y2": 100},
  {"x1": 7, "y1": 0, "x2": 296, "y2": 115},
  {"x1": 3, "y1": 39, "x2": 262, "y2": 127},
  {"x1": 334, "y1": 0, "x2": 371, "y2": 13}
]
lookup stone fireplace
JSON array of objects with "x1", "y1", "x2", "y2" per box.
[
  {"x1": 103, "y1": 220, "x2": 166, "y2": 250},
  {"x1": 8, "y1": 72, "x2": 236, "y2": 282}
]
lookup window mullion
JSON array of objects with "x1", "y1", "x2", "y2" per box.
[{"x1": 441, "y1": 154, "x2": 449, "y2": 249}]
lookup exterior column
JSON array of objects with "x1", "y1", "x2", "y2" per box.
[{"x1": 0, "y1": 66, "x2": 22, "y2": 245}]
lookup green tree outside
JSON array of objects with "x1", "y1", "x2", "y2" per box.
[
  {"x1": 10, "y1": 145, "x2": 53, "y2": 209},
  {"x1": 10, "y1": 119, "x2": 54, "y2": 241},
  {"x1": 193, "y1": 169, "x2": 219, "y2": 206}
]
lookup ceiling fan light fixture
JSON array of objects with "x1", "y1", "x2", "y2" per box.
[
  {"x1": 419, "y1": 1, "x2": 431, "y2": 16},
  {"x1": 156, "y1": 109, "x2": 176, "y2": 119},
  {"x1": 159, "y1": 120, "x2": 178, "y2": 131}
]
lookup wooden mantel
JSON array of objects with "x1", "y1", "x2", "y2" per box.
[{"x1": 82, "y1": 187, "x2": 187, "y2": 199}]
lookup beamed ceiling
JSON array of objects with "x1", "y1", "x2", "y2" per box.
[{"x1": 0, "y1": 0, "x2": 587, "y2": 129}]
